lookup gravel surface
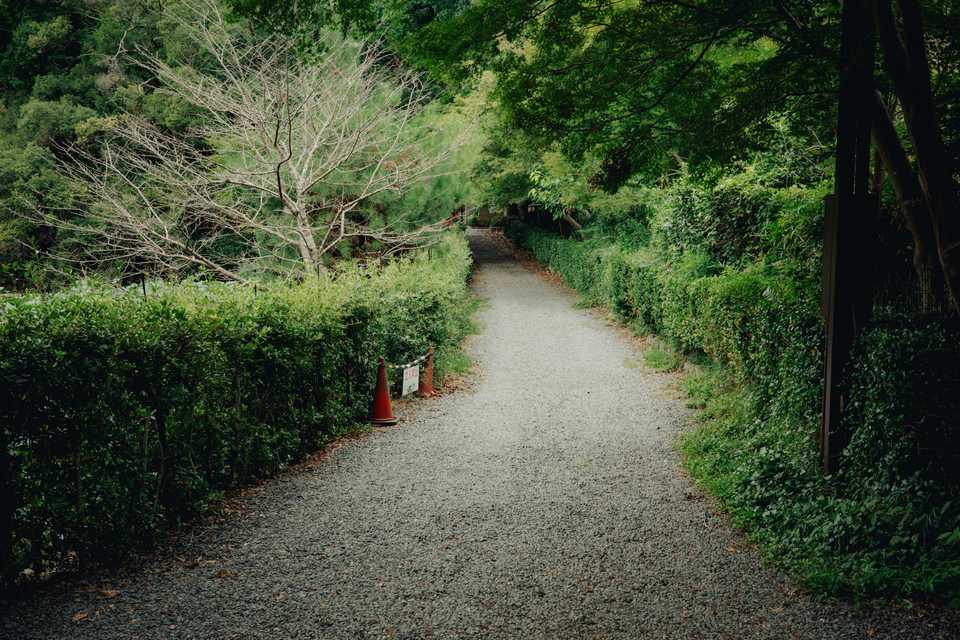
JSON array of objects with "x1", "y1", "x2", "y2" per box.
[{"x1": 3, "y1": 228, "x2": 958, "y2": 639}]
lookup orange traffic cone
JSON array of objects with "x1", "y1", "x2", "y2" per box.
[
  {"x1": 371, "y1": 357, "x2": 398, "y2": 425},
  {"x1": 418, "y1": 346, "x2": 436, "y2": 397}
]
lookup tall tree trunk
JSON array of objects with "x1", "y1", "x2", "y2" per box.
[
  {"x1": 871, "y1": 91, "x2": 945, "y2": 310},
  {"x1": 295, "y1": 237, "x2": 315, "y2": 275},
  {"x1": 293, "y1": 209, "x2": 320, "y2": 276},
  {"x1": 875, "y1": 0, "x2": 960, "y2": 310}
]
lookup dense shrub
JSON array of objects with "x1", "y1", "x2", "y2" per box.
[
  {"x1": 843, "y1": 316, "x2": 960, "y2": 487},
  {"x1": 506, "y1": 177, "x2": 960, "y2": 601},
  {"x1": 649, "y1": 172, "x2": 826, "y2": 269},
  {"x1": 507, "y1": 222, "x2": 821, "y2": 419},
  {"x1": 0, "y1": 233, "x2": 474, "y2": 581}
]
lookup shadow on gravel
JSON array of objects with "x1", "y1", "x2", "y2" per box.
[{"x1": 466, "y1": 228, "x2": 517, "y2": 265}]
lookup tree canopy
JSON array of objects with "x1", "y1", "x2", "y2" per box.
[
  {"x1": 2, "y1": 0, "x2": 959, "y2": 302},
  {"x1": 375, "y1": 0, "x2": 960, "y2": 306}
]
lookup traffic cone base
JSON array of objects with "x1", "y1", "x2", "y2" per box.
[{"x1": 371, "y1": 357, "x2": 398, "y2": 426}]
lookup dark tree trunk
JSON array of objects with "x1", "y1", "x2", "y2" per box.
[
  {"x1": 871, "y1": 91, "x2": 945, "y2": 309},
  {"x1": 822, "y1": 0, "x2": 877, "y2": 474},
  {"x1": 875, "y1": 0, "x2": 960, "y2": 310},
  {"x1": 562, "y1": 207, "x2": 584, "y2": 239}
]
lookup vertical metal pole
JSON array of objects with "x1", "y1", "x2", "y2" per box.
[{"x1": 821, "y1": 0, "x2": 876, "y2": 474}]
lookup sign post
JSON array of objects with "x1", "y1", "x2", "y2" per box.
[{"x1": 401, "y1": 365, "x2": 420, "y2": 397}]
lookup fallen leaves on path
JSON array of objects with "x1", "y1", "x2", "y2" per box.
[{"x1": 213, "y1": 568, "x2": 239, "y2": 579}]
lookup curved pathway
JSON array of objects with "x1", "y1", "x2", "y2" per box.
[{"x1": 3, "y1": 229, "x2": 958, "y2": 639}]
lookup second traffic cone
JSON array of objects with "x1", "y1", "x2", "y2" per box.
[
  {"x1": 371, "y1": 357, "x2": 398, "y2": 426},
  {"x1": 418, "y1": 346, "x2": 436, "y2": 397}
]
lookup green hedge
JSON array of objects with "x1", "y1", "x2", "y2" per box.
[
  {"x1": 506, "y1": 220, "x2": 960, "y2": 601},
  {"x1": 507, "y1": 222, "x2": 822, "y2": 426},
  {"x1": 0, "y1": 234, "x2": 474, "y2": 581}
]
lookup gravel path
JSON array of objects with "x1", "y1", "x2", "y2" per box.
[{"x1": 3, "y1": 229, "x2": 958, "y2": 639}]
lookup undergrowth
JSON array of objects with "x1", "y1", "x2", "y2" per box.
[{"x1": 643, "y1": 341, "x2": 683, "y2": 372}]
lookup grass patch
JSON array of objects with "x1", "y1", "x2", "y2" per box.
[
  {"x1": 678, "y1": 366, "x2": 756, "y2": 511},
  {"x1": 436, "y1": 345, "x2": 473, "y2": 379},
  {"x1": 643, "y1": 340, "x2": 683, "y2": 372},
  {"x1": 434, "y1": 295, "x2": 482, "y2": 381}
]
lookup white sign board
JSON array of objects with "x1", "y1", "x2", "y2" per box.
[{"x1": 402, "y1": 365, "x2": 420, "y2": 397}]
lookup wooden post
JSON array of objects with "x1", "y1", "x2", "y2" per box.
[
  {"x1": 821, "y1": 193, "x2": 877, "y2": 473},
  {"x1": 821, "y1": 0, "x2": 876, "y2": 474}
]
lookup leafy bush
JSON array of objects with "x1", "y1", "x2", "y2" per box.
[
  {"x1": 682, "y1": 317, "x2": 960, "y2": 602},
  {"x1": 842, "y1": 316, "x2": 960, "y2": 487},
  {"x1": 650, "y1": 172, "x2": 826, "y2": 269},
  {"x1": 0, "y1": 233, "x2": 474, "y2": 581}
]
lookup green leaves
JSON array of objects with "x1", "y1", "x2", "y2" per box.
[{"x1": 391, "y1": 0, "x2": 843, "y2": 188}]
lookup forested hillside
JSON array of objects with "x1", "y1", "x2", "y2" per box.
[{"x1": 0, "y1": 0, "x2": 481, "y2": 289}]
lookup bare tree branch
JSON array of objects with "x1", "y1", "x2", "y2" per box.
[{"x1": 28, "y1": 0, "x2": 457, "y2": 281}]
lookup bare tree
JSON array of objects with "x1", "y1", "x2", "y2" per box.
[{"x1": 32, "y1": 0, "x2": 455, "y2": 281}]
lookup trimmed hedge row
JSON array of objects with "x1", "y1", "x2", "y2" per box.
[
  {"x1": 506, "y1": 220, "x2": 960, "y2": 600},
  {"x1": 0, "y1": 234, "x2": 474, "y2": 581},
  {"x1": 506, "y1": 223, "x2": 822, "y2": 417}
]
